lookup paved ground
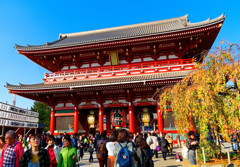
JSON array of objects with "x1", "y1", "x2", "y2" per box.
[
  {"x1": 76, "y1": 142, "x2": 233, "y2": 167},
  {"x1": 76, "y1": 148, "x2": 191, "y2": 167}
]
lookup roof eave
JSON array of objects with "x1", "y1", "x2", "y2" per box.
[{"x1": 15, "y1": 14, "x2": 225, "y2": 52}]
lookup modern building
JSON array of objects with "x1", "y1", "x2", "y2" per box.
[{"x1": 6, "y1": 14, "x2": 225, "y2": 136}]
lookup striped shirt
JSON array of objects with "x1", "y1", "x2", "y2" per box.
[{"x1": 2, "y1": 142, "x2": 17, "y2": 167}]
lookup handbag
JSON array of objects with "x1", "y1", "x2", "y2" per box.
[
  {"x1": 156, "y1": 146, "x2": 161, "y2": 151},
  {"x1": 182, "y1": 145, "x2": 189, "y2": 159}
]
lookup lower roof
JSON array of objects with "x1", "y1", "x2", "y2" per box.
[{"x1": 6, "y1": 70, "x2": 193, "y2": 91}]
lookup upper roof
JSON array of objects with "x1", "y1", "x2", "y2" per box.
[{"x1": 15, "y1": 14, "x2": 226, "y2": 51}]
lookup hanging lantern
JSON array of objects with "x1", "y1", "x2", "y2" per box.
[
  {"x1": 87, "y1": 111, "x2": 95, "y2": 128},
  {"x1": 139, "y1": 108, "x2": 153, "y2": 126},
  {"x1": 111, "y1": 108, "x2": 126, "y2": 128}
]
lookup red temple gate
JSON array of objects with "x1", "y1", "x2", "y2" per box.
[{"x1": 6, "y1": 14, "x2": 225, "y2": 136}]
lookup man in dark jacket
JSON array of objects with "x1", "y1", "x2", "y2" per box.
[{"x1": 160, "y1": 133, "x2": 169, "y2": 160}]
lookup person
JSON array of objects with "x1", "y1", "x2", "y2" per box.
[
  {"x1": 160, "y1": 133, "x2": 169, "y2": 160},
  {"x1": 106, "y1": 133, "x2": 116, "y2": 167},
  {"x1": 113, "y1": 129, "x2": 135, "y2": 167},
  {"x1": 97, "y1": 131, "x2": 108, "y2": 167},
  {"x1": 146, "y1": 133, "x2": 151, "y2": 145},
  {"x1": 95, "y1": 132, "x2": 101, "y2": 151},
  {"x1": 186, "y1": 131, "x2": 199, "y2": 167},
  {"x1": 83, "y1": 135, "x2": 88, "y2": 152},
  {"x1": 71, "y1": 134, "x2": 78, "y2": 148},
  {"x1": 18, "y1": 134, "x2": 26, "y2": 150},
  {"x1": 0, "y1": 130, "x2": 24, "y2": 167},
  {"x1": 57, "y1": 135, "x2": 77, "y2": 167},
  {"x1": 149, "y1": 132, "x2": 159, "y2": 158},
  {"x1": 88, "y1": 139, "x2": 94, "y2": 162},
  {"x1": 0, "y1": 136, "x2": 5, "y2": 157},
  {"x1": 168, "y1": 132, "x2": 173, "y2": 140},
  {"x1": 134, "y1": 135, "x2": 153, "y2": 167},
  {"x1": 77, "y1": 135, "x2": 84, "y2": 162},
  {"x1": 166, "y1": 135, "x2": 173, "y2": 155},
  {"x1": 19, "y1": 133, "x2": 50, "y2": 167},
  {"x1": 176, "y1": 133, "x2": 181, "y2": 148},
  {"x1": 45, "y1": 135, "x2": 61, "y2": 167},
  {"x1": 128, "y1": 133, "x2": 135, "y2": 147}
]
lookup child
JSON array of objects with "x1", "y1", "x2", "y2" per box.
[{"x1": 89, "y1": 139, "x2": 94, "y2": 162}]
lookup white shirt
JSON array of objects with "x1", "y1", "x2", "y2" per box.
[{"x1": 106, "y1": 142, "x2": 115, "y2": 156}]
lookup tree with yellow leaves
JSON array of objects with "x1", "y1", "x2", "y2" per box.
[{"x1": 159, "y1": 42, "x2": 240, "y2": 158}]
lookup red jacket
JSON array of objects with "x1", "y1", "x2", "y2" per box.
[{"x1": 0, "y1": 142, "x2": 24, "y2": 167}]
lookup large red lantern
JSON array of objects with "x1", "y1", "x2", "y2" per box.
[{"x1": 111, "y1": 108, "x2": 126, "y2": 128}]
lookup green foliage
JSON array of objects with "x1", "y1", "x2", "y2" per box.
[
  {"x1": 197, "y1": 140, "x2": 221, "y2": 161},
  {"x1": 31, "y1": 101, "x2": 51, "y2": 132},
  {"x1": 198, "y1": 154, "x2": 211, "y2": 162},
  {"x1": 230, "y1": 152, "x2": 238, "y2": 158},
  {"x1": 159, "y1": 42, "x2": 240, "y2": 144}
]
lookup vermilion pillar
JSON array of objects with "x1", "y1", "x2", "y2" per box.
[
  {"x1": 189, "y1": 111, "x2": 195, "y2": 131},
  {"x1": 133, "y1": 110, "x2": 140, "y2": 133},
  {"x1": 99, "y1": 104, "x2": 104, "y2": 133},
  {"x1": 106, "y1": 113, "x2": 111, "y2": 135},
  {"x1": 73, "y1": 105, "x2": 79, "y2": 133},
  {"x1": 129, "y1": 102, "x2": 134, "y2": 133},
  {"x1": 157, "y1": 104, "x2": 163, "y2": 134},
  {"x1": 50, "y1": 106, "x2": 55, "y2": 134}
]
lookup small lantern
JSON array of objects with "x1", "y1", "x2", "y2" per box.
[
  {"x1": 87, "y1": 111, "x2": 95, "y2": 128},
  {"x1": 139, "y1": 108, "x2": 153, "y2": 126}
]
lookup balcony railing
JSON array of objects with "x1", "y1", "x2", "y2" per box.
[{"x1": 44, "y1": 59, "x2": 195, "y2": 83}]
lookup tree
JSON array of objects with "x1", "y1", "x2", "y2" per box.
[
  {"x1": 159, "y1": 42, "x2": 240, "y2": 150},
  {"x1": 31, "y1": 101, "x2": 51, "y2": 132}
]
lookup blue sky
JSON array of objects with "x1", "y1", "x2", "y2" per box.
[{"x1": 0, "y1": 0, "x2": 239, "y2": 109}]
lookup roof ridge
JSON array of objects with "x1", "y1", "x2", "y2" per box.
[{"x1": 60, "y1": 14, "x2": 189, "y2": 38}]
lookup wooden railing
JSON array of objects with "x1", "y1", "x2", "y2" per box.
[{"x1": 43, "y1": 59, "x2": 195, "y2": 83}]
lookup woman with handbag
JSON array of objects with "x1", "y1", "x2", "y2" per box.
[
  {"x1": 160, "y1": 133, "x2": 169, "y2": 160},
  {"x1": 149, "y1": 133, "x2": 159, "y2": 158}
]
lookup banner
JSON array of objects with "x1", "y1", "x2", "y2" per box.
[{"x1": 109, "y1": 50, "x2": 119, "y2": 66}]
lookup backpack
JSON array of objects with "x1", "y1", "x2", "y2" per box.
[
  {"x1": 84, "y1": 138, "x2": 88, "y2": 144},
  {"x1": 97, "y1": 140, "x2": 108, "y2": 161},
  {"x1": 117, "y1": 142, "x2": 131, "y2": 167},
  {"x1": 141, "y1": 149, "x2": 154, "y2": 167}
]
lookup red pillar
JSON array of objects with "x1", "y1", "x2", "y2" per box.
[
  {"x1": 106, "y1": 112, "x2": 111, "y2": 135},
  {"x1": 74, "y1": 105, "x2": 79, "y2": 134},
  {"x1": 157, "y1": 104, "x2": 163, "y2": 134},
  {"x1": 50, "y1": 106, "x2": 55, "y2": 134},
  {"x1": 189, "y1": 111, "x2": 195, "y2": 131},
  {"x1": 99, "y1": 104, "x2": 104, "y2": 133},
  {"x1": 133, "y1": 110, "x2": 140, "y2": 133},
  {"x1": 129, "y1": 102, "x2": 134, "y2": 133}
]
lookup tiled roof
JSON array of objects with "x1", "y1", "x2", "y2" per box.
[
  {"x1": 6, "y1": 70, "x2": 193, "y2": 91},
  {"x1": 15, "y1": 14, "x2": 225, "y2": 51}
]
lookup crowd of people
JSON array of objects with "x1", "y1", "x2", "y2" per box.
[{"x1": 0, "y1": 129, "x2": 201, "y2": 167}]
